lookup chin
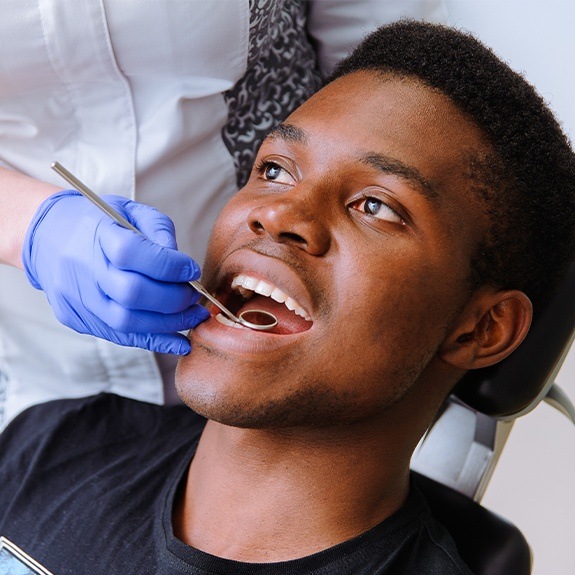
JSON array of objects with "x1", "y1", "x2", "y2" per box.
[
  {"x1": 174, "y1": 374, "x2": 302, "y2": 429},
  {"x1": 175, "y1": 364, "x2": 370, "y2": 431}
]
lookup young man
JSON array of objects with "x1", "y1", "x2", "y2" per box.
[{"x1": 1, "y1": 21, "x2": 574, "y2": 575}]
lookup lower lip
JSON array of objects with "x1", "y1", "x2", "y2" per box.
[{"x1": 191, "y1": 314, "x2": 307, "y2": 354}]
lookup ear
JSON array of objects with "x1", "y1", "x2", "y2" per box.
[{"x1": 438, "y1": 288, "x2": 532, "y2": 370}]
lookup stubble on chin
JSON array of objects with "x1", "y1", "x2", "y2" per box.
[
  {"x1": 179, "y1": 380, "x2": 363, "y2": 430},
  {"x1": 175, "y1": 334, "x2": 429, "y2": 431},
  {"x1": 176, "y1": 360, "x2": 396, "y2": 432}
]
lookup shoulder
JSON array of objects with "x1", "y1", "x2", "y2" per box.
[
  {"x1": 402, "y1": 486, "x2": 474, "y2": 574},
  {"x1": 0, "y1": 393, "x2": 204, "y2": 464},
  {"x1": 324, "y1": 482, "x2": 473, "y2": 575}
]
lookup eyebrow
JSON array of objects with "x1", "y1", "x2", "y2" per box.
[
  {"x1": 267, "y1": 123, "x2": 438, "y2": 202},
  {"x1": 267, "y1": 122, "x2": 308, "y2": 144},
  {"x1": 359, "y1": 153, "x2": 439, "y2": 202}
]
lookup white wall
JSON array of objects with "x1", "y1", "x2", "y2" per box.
[{"x1": 444, "y1": 2, "x2": 575, "y2": 573}]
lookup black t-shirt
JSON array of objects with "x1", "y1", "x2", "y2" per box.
[{"x1": 0, "y1": 394, "x2": 472, "y2": 575}]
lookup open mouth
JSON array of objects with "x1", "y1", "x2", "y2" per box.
[{"x1": 212, "y1": 273, "x2": 313, "y2": 335}]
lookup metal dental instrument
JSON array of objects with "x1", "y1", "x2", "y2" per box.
[{"x1": 51, "y1": 162, "x2": 278, "y2": 331}]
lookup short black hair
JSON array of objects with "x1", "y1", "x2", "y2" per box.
[{"x1": 330, "y1": 20, "x2": 575, "y2": 309}]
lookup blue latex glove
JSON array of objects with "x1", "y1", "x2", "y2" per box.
[{"x1": 22, "y1": 190, "x2": 210, "y2": 355}]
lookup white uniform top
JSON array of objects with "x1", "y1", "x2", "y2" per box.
[{"x1": 0, "y1": 0, "x2": 446, "y2": 427}]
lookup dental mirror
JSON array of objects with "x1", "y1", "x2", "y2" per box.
[{"x1": 51, "y1": 162, "x2": 278, "y2": 331}]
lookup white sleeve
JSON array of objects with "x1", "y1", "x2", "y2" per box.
[{"x1": 307, "y1": 0, "x2": 448, "y2": 76}]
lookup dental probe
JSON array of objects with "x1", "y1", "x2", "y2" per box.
[{"x1": 51, "y1": 162, "x2": 278, "y2": 331}]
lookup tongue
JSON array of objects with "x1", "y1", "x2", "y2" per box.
[{"x1": 239, "y1": 295, "x2": 312, "y2": 335}]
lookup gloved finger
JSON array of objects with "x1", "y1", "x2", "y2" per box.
[
  {"x1": 98, "y1": 220, "x2": 201, "y2": 282},
  {"x1": 108, "y1": 331, "x2": 194, "y2": 355},
  {"x1": 119, "y1": 199, "x2": 179, "y2": 249},
  {"x1": 49, "y1": 294, "x2": 200, "y2": 355},
  {"x1": 96, "y1": 264, "x2": 201, "y2": 313},
  {"x1": 95, "y1": 298, "x2": 210, "y2": 334}
]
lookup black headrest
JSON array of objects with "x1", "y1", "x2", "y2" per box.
[
  {"x1": 453, "y1": 261, "x2": 575, "y2": 418},
  {"x1": 413, "y1": 471, "x2": 532, "y2": 575}
]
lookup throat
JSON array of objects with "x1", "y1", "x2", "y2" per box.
[{"x1": 177, "y1": 423, "x2": 409, "y2": 564}]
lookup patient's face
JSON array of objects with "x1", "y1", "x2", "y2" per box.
[{"x1": 177, "y1": 71, "x2": 491, "y2": 428}]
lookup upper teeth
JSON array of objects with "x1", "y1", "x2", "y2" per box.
[{"x1": 231, "y1": 274, "x2": 311, "y2": 321}]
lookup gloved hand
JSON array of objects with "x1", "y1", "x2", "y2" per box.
[{"x1": 22, "y1": 190, "x2": 210, "y2": 355}]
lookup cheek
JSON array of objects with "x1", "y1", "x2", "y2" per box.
[
  {"x1": 331, "y1": 250, "x2": 464, "y2": 364},
  {"x1": 203, "y1": 198, "x2": 250, "y2": 272}
]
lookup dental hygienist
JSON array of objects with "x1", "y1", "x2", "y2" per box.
[{"x1": 0, "y1": 0, "x2": 446, "y2": 427}]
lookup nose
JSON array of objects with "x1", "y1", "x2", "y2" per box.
[{"x1": 248, "y1": 191, "x2": 331, "y2": 256}]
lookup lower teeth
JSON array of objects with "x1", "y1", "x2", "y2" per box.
[{"x1": 215, "y1": 313, "x2": 245, "y2": 329}]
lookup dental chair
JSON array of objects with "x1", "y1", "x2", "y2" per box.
[{"x1": 410, "y1": 261, "x2": 575, "y2": 575}]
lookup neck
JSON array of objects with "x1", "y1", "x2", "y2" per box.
[{"x1": 173, "y1": 416, "x2": 418, "y2": 563}]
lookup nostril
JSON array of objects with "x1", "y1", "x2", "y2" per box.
[
  {"x1": 247, "y1": 204, "x2": 330, "y2": 255},
  {"x1": 279, "y1": 231, "x2": 307, "y2": 246}
]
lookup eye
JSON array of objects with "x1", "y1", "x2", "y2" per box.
[
  {"x1": 353, "y1": 196, "x2": 405, "y2": 224},
  {"x1": 255, "y1": 160, "x2": 295, "y2": 185}
]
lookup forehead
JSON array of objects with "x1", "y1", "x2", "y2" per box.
[
  {"x1": 270, "y1": 71, "x2": 491, "y2": 194},
  {"x1": 286, "y1": 70, "x2": 484, "y2": 138}
]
